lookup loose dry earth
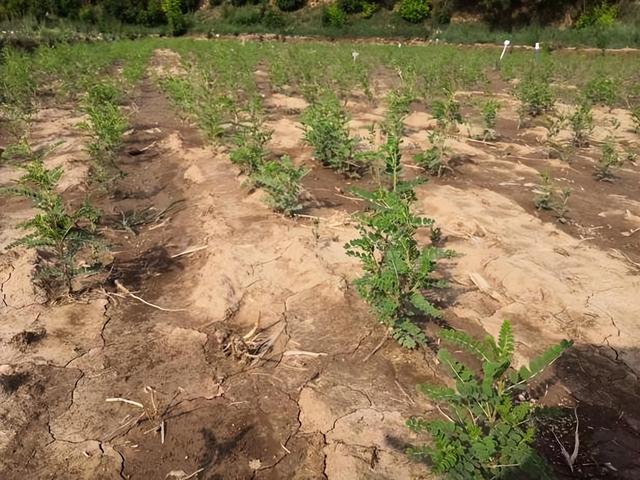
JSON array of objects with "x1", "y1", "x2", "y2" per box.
[{"x1": 1, "y1": 46, "x2": 639, "y2": 480}]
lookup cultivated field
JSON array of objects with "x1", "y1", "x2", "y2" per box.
[{"x1": 1, "y1": 37, "x2": 639, "y2": 479}]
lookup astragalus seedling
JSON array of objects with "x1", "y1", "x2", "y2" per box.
[
  {"x1": 251, "y1": 156, "x2": 308, "y2": 216},
  {"x1": 345, "y1": 183, "x2": 453, "y2": 349},
  {"x1": 516, "y1": 74, "x2": 555, "y2": 124},
  {"x1": 80, "y1": 82, "x2": 128, "y2": 181},
  {"x1": 631, "y1": 106, "x2": 640, "y2": 134},
  {"x1": 380, "y1": 89, "x2": 413, "y2": 189},
  {"x1": 0, "y1": 159, "x2": 102, "y2": 297},
  {"x1": 569, "y1": 100, "x2": 594, "y2": 148},
  {"x1": 480, "y1": 99, "x2": 501, "y2": 141},
  {"x1": 432, "y1": 89, "x2": 463, "y2": 132},
  {"x1": 230, "y1": 99, "x2": 272, "y2": 175},
  {"x1": 301, "y1": 93, "x2": 365, "y2": 176},
  {"x1": 534, "y1": 171, "x2": 571, "y2": 222},
  {"x1": 408, "y1": 321, "x2": 572, "y2": 479},
  {"x1": 414, "y1": 130, "x2": 452, "y2": 177},
  {"x1": 595, "y1": 137, "x2": 624, "y2": 181}
]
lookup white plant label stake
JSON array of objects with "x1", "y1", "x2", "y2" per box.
[
  {"x1": 352, "y1": 51, "x2": 360, "y2": 62},
  {"x1": 535, "y1": 42, "x2": 541, "y2": 62},
  {"x1": 500, "y1": 40, "x2": 511, "y2": 61}
]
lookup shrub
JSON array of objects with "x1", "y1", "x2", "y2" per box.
[
  {"x1": 345, "y1": 184, "x2": 453, "y2": 349},
  {"x1": 162, "y1": 0, "x2": 188, "y2": 36},
  {"x1": 397, "y1": 0, "x2": 430, "y2": 23},
  {"x1": 584, "y1": 76, "x2": 617, "y2": 107},
  {"x1": 408, "y1": 321, "x2": 572, "y2": 479},
  {"x1": 301, "y1": 94, "x2": 365, "y2": 175},
  {"x1": 569, "y1": 100, "x2": 594, "y2": 148},
  {"x1": 0, "y1": 159, "x2": 102, "y2": 297},
  {"x1": 575, "y1": 1, "x2": 618, "y2": 29},
  {"x1": 322, "y1": 3, "x2": 348, "y2": 27},
  {"x1": 361, "y1": 2, "x2": 379, "y2": 18},
  {"x1": 275, "y1": 0, "x2": 304, "y2": 11},
  {"x1": 263, "y1": 8, "x2": 286, "y2": 28},
  {"x1": 534, "y1": 171, "x2": 571, "y2": 222},
  {"x1": 251, "y1": 156, "x2": 308, "y2": 216}
]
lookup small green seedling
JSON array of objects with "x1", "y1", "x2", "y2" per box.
[
  {"x1": 0, "y1": 159, "x2": 102, "y2": 297},
  {"x1": 345, "y1": 183, "x2": 453, "y2": 349},
  {"x1": 407, "y1": 321, "x2": 572, "y2": 479},
  {"x1": 251, "y1": 156, "x2": 308, "y2": 216},
  {"x1": 534, "y1": 171, "x2": 571, "y2": 222},
  {"x1": 569, "y1": 101, "x2": 594, "y2": 148},
  {"x1": 480, "y1": 99, "x2": 501, "y2": 141},
  {"x1": 595, "y1": 137, "x2": 624, "y2": 181},
  {"x1": 414, "y1": 131, "x2": 452, "y2": 177}
]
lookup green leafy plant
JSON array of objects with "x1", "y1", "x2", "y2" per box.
[
  {"x1": 251, "y1": 156, "x2": 308, "y2": 216},
  {"x1": 229, "y1": 101, "x2": 272, "y2": 175},
  {"x1": 575, "y1": 1, "x2": 618, "y2": 30},
  {"x1": 397, "y1": 0, "x2": 430, "y2": 23},
  {"x1": 79, "y1": 82, "x2": 128, "y2": 182},
  {"x1": 0, "y1": 160, "x2": 102, "y2": 297},
  {"x1": 408, "y1": 321, "x2": 572, "y2": 479},
  {"x1": 432, "y1": 89, "x2": 463, "y2": 131},
  {"x1": 595, "y1": 136, "x2": 624, "y2": 181},
  {"x1": 584, "y1": 76, "x2": 617, "y2": 107},
  {"x1": 569, "y1": 100, "x2": 594, "y2": 148},
  {"x1": 414, "y1": 130, "x2": 452, "y2": 177},
  {"x1": 162, "y1": 0, "x2": 187, "y2": 36},
  {"x1": 345, "y1": 184, "x2": 452, "y2": 348},
  {"x1": 516, "y1": 75, "x2": 555, "y2": 122},
  {"x1": 480, "y1": 99, "x2": 501, "y2": 141},
  {"x1": 322, "y1": 3, "x2": 348, "y2": 27},
  {"x1": 301, "y1": 94, "x2": 366, "y2": 175},
  {"x1": 534, "y1": 171, "x2": 571, "y2": 222},
  {"x1": 379, "y1": 90, "x2": 413, "y2": 189}
]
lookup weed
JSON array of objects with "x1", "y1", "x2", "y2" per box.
[
  {"x1": 595, "y1": 137, "x2": 623, "y2": 181},
  {"x1": 480, "y1": 98, "x2": 500, "y2": 141},
  {"x1": 0, "y1": 159, "x2": 102, "y2": 297},
  {"x1": 516, "y1": 75, "x2": 555, "y2": 122},
  {"x1": 302, "y1": 94, "x2": 365, "y2": 176},
  {"x1": 251, "y1": 156, "x2": 308, "y2": 216},
  {"x1": 407, "y1": 321, "x2": 572, "y2": 479},
  {"x1": 534, "y1": 171, "x2": 571, "y2": 222},
  {"x1": 569, "y1": 100, "x2": 594, "y2": 148},
  {"x1": 345, "y1": 184, "x2": 453, "y2": 348}
]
